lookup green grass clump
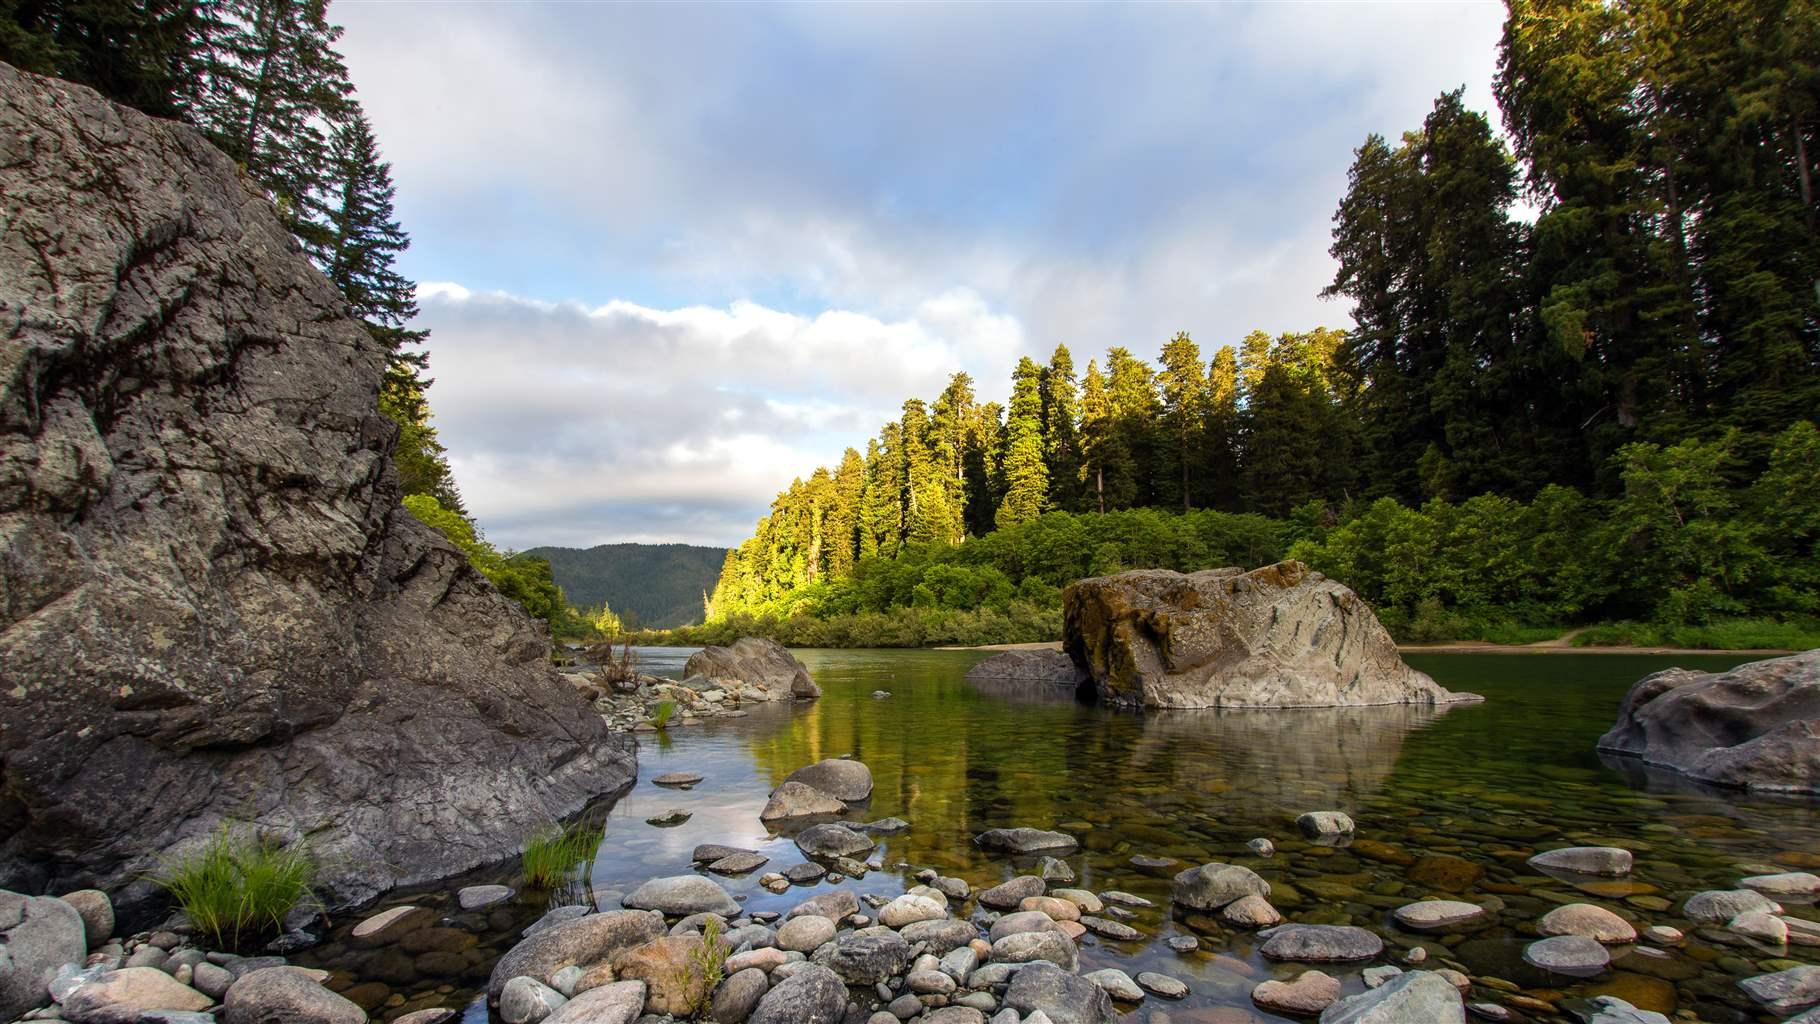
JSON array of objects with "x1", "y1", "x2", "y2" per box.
[
  {"x1": 1572, "y1": 617, "x2": 1820, "y2": 651},
  {"x1": 152, "y1": 826, "x2": 313, "y2": 951},
  {"x1": 651, "y1": 700, "x2": 677, "y2": 729},
  {"x1": 521, "y1": 822, "x2": 603, "y2": 889}
]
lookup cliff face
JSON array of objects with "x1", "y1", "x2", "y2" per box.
[{"x1": 0, "y1": 63, "x2": 634, "y2": 910}]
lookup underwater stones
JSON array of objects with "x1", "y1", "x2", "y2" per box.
[
  {"x1": 1597, "y1": 650, "x2": 1820, "y2": 793},
  {"x1": 1173, "y1": 863, "x2": 1271, "y2": 911},
  {"x1": 1539, "y1": 903, "x2": 1637, "y2": 944},
  {"x1": 1393, "y1": 900, "x2": 1487, "y2": 933},
  {"x1": 1682, "y1": 888, "x2": 1776, "y2": 923},
  {"x1": 1528, "y1": 847, "x2": 1634, "y2": 877},
  {"x1": 1136, "y1": 971, "x2": 1189, "y2": 999},
  {"x1": 1575, "y1": 995, "x2": 1672, "y2": 1024},
  {"x1": 1318, "y1": 969, "x2": 1465, "y2": 1024},
  {"x1": 975, "y1": 828, "x2": 1079, "y2": 855},
  {"x1": 1408, "y1": 854, "x2": 1484, "y2": 893},
  {"x1": 1298, "y1": 811, "x2": 1356, "y2": 838},
  {"x1": 458, "y1": 885, "x2": 513, "y2": 910},
  {"x1": 1252, "y1": 970, "x2": 1341, "y2": 1015},
  {"x1": 1523, "y1": 935, "x2": 1611, "y2": 976},
  {"x1": 784, "y1": 758, "x2": 873, "y2": 802},
  {"x1": 1064, "y1": 562, "x2": 1480, "y2": 708},
  {"x1": 793, "y1": 823, "x2": 875, "y2": 859},
  {"x1": 759, "y1": 782, "x2": 846, "y2": 823},
  {"x1": 1260, "y1": 925, "x2": 1385, "y2": 962},
  {"x1": 1738, "y1": 964, "x2": 1820, "y2": 1015}
]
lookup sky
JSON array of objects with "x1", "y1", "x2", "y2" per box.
[{"x1": 334, "y1": 1, "x2": 1511, "y2": 551}]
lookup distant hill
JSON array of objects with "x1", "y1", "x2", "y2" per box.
[{"x1": 527, "y1": 543, "x2": 727, "y2": 629}]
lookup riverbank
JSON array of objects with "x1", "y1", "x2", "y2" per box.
[{"x1": 934, "y1": 638, "x2": 1800, "y2": 656}]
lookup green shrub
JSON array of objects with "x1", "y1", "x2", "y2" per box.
[
  {"x1": 152, "y1": 826, "x2": 314, "y2": 951},
  {"x1": 521, "y1": 822, "x2": 603, "y2": 890}
]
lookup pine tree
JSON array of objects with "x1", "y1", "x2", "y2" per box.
[
  {"x1": 1157, "y1": 331, "x2": 1209, "y2": 510},
  {"x1": 995, "y1": 356, "x2": 1050, "y2": 529},
  {"x1": 1039, "y1": 344, "x2": 1082, "y2": 512},
  {"x1": 861, "y1": 429, "x2": 905, "y2": 557},
  {"x1": 1, "y1": 0, "x2": 214, "y2": 117},
  {"x1": 1203, "y1": 345, "x2": 1242, "y2": 510},
  {"x1": 1078, "y1": 360, "x2": 1135, "y2": 513},
  {"x1": 192, "y1": 0, "x2": 354, "y2": 240},
  {"x1": 826, "y1": 447, "x2": 867, "y2": 578},
  {"x1": 1105, "y1": 347, "x2": 1161, "y2": 509}
]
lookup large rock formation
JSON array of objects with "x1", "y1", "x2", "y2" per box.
[
  {"x1": 1063, "y1": 562, "x2": 1478, "y2": 708},
  {"x1": 0, "y1": 63, "x2": 635, "y2": 910},
  {"x1": 683, "y1": 637, "x2": 820, "y2": 699},
  {"x1": 1597, "y1": 650, "x2": 1820, "y2": 794}
]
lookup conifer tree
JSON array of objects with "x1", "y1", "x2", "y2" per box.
[
  {"x1": 1040, "y1": 344, "x2": 1082, "y2": 512},
  {"x1": 861, "y1": 428, "x2": 905, "y2": 557},
  {"x1": 1157, "y1": 331, "x2": 1210, "y2": 510},
  {"x1": 1203, "y1": 346, "x2": 1241, "y2": 510},
  {"x1": 1104, "y1": 347, "x2": 1160, "y2": 508},
  {"x1": 995, "y1": 357, "x2": 1050, "y2": 529},
  {"x1": 827, "y1": 448, "x2": 867, "y2": 578},
  {"x1": 0, "y1": 0, "x2": 213, "y2": 117},
  {"x1": 1078, "y1": 360, "x2": 1135, "y2": 513}
]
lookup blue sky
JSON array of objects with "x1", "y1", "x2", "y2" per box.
[{"x1": 334, "y1": 1, "x2": 1509, "y2": 550}]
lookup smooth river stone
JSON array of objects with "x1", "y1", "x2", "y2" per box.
[
  {"x1": 979, "y1": 876, "x2": 1047, "y2": 910},
  {"x1": 1392, "y1": 900, "x2": 1486, "y2": 933},
  {"x1": 1738, "y1": 965, "x2": 1820, "y2": 1015},
  {"x1": 1297, "y1": 811, "x2": 1355, "y2": 837},
  {"x1": 1683, "y1": 888, "x2": 1776, "y2": 922},
  {"x1": 975, "y1": 827, "x2": 1079, "y2": 855},
  {"x1": 1083, "y1": 968, "x2": 1143, "y2": 1002},
  {"x1": 1538, "y1": 903, "x2": 1636, "y2": 944},
  {"x1": 1173, "y1": 863, "x2": 1271, "y2": 911},
  {"x1": 1740, "y1": 871, "x2": 1820, "y2": 899},
  {"x1": 1259, "y1": 924, "x2": 1384, "y2": 962},
  {"x1": 1575, "y1": 995, "x2": 1672, "y2": 1024},
  {"x1": 1528, "y1": 847, "x2": 1633, "y2": 877},
  {"x1": 1221, "y1": 894, "x2": 1282, "y2": 927},
  {"x1": 652, "y1": 771, "x2": 703, "y2": 787},
  {"x1": 621, "y1": 876, "x2": 739, "y2": 916},
  {"x1": 1251, "y1": 969, "x2": 1340, "y2": 1015},
  {"x1": 1320, "y1": 970, "x2": 1465, "y2": 1024},
  {"x1": 1523, "y1": 935, "x2": 1611, "y2": 976}
]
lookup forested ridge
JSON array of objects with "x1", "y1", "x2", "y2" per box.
[
  {"x1": 2, "y1": 0, "x2": 574, "y2": 628},
  {"x1": 693, "y1": 0, "x2": 1820, "y2": 650},
  {"x1": 527, "y1": 544, "x2": 728, "y2": 630}
]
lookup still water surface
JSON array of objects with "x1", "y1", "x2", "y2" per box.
[{"x1": 298, "y1": 648, "x2": 1820, "y2": 1023}]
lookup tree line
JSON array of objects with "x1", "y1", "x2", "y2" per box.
[
  {"x1": 3, "y1": 0, "x2": 580, "y2": 630},
  {"x1": 705, "y1": 0, "x2": 1819, "y2": 644}
]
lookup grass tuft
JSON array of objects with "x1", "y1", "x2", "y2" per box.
[
  {"x1": 521, "y1": 822, "x2": 604, "y2": 890},
  {"x1": 152, "y1": 825, "x2": 313, "y2": 952},
  {"x1": 651, "y1": 700, "x2": 677, "y2": 730}
]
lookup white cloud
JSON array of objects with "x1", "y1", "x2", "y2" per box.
[{"x1": 417, "y1": 284, "x2": 1022, "y2": 548}]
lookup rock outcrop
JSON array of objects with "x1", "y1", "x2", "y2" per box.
[
  {"x1": 1597, "y1": 650, "x2": 1820, "y2": 794},
  {"x1": 963, "y1": 649, "x2": 1089, "y2": 688},
  {"x1": 1062, "y1": 562, "x2": 1479, "y2": 708},
  {"x1": 0, "y1": 63, "x2": 635, "y2": 910},
  {"x1": 682, "y1": 637, "x2": 820, "y2": 699}
]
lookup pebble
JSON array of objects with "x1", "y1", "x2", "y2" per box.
[
  {"x1": 1523, "y1": 934, "x2": 1611, "y2": 975},
  {"x1": 1083, "y1": 968, "x2": 1144, "y2": 1001},
  {"x1": 456, "y1": 885, "x2": 513, "y2": 911},
  {"x1": 1538, "y1": 902, "x2": 1636, "y2": 943},
  {"x1": 1393, "y1": 899, "x2": 1486, "y2": 933},
  {"x1": 1135, "y1": 971, "x2": 1189, "y2": 999},
  {"x1": 651, "y1": 770, "x2": 704, "y2": 786}
]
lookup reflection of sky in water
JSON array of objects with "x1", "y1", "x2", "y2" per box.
[{"x1": 361, "y1": 648, "x2": 1820, "y2": 1022}]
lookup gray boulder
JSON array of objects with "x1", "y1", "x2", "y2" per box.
[
  {"x1": 710, "y1": 967, "x2": 768, "y2": 1023},
  {"x1": 57, "y1": 891, "x2": 114, "y2": 947},
  {"x1": 1063, "y1": 563, "x2": 1480, "y2": 708},
  {"x1": 499, "y1": 977, "x2": 567, "y2": 1024},
  {"x1": 1598, "y1": 650, "x2": 1820, "y2": 793},
  {"x1": 0, "y1": 890, "x2": 86, "y2": 1021},
  {"x1": 1260, "y1": 924, "x2": 1385, "y2": 962},
  {"x1": 542, "y1": 981, "x2": 645, "y2": 1024},
  {"x1": 963, "y1": 650, "x2": 1090, "y2": 687},
  {"x1": 221, "y1": 966, "x2": 364, "y2": 1024},
  {"x1": 812, "y1": 930, "x2": 911, "y2": 985},
  {"x1": 622, "y1": 876, "x2": 739, "y2": 917},
  {"x1": 1739, "y1": 964, "x2": 1820, "y2": 1016},
  {"x1": 783, "y1": 759, "x2": 872, "y2": 802},
  {"x1": 0, "y1": 64, "x2": 636, "y2": 909},
  {"x1": 759, "y1": 782, "x2": 846, "y2": 823},
  {"x1": 487, "y1": 910, "x2": 665, "y2": 1003},
  {"x1": 1171, "y1": 863, "x2": 1270, "y2": 911},
  {"x1": 793, "y1": 824, "x2": 874, "y2": 859},
  {"x1": 1318, "y1": 970, "x2": 1464, "y2": 1023},
  {"x1": 684, "y1": 638, "x2": 820, "y2": 700},
  {"x1": 748, "y1": 964, "x2": 847, "y2": 1024},
  {"x1": 975, "y1": 828, "x2": 1078, "y2": 855},
  {"x1": 1003, "y1": 962, "x2": 1116, "y2": 1024}
]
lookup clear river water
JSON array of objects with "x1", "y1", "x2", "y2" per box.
[{"x1": 294, "y1": 648, "x2": 1820, "y2": 1023}]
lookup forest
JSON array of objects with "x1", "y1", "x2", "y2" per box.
[
  {"x1": 689, "y1": 0, "x2": 1820, "y2": 650},
  {"x1": 0, "y1": 0, "x2": 580, "y2": 630}
]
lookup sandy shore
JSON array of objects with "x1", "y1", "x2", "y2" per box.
[{"x1": 934, "y1": 639, "x2": 1792, "y2": 656}]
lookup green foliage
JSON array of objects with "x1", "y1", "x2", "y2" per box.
[
  {"x1": 0, "y1": 0, "x2": 210, "y2": 117},
  {"x1": 520, "y1": 822, "x2": 602, "y2": 890},
  {"x1": 403, "y1": 494, "x2": 574, "y2": 634},
  {"x1": 681, "y1": 917, "x2": 730, "y2": 1017},
  {"x1": 651, "y1": 700, "x2": 676, "y2": 730},
  {"x1": 1573, "y1": 619, "x2": 1820, "y2": 652},
  {"x1": 527, "y1": 544, "x2": 728, "y2": 628},
  {"x1": 152, "y1": 825, "x2": 314, "y2": 952}
]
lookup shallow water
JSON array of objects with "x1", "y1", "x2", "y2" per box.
[{"x1": 296, "y1": 648, "x2": 1820, "y2": 1023}]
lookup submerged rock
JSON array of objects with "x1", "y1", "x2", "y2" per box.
[
  {"x1": 1318, "y1": 969, "x2": 1464, "y2": 1023},
  {"x1": 1062, "y1": 562, "x2": 1481, "y2": 708},
  {"x1": 683, "y1": 638, "x2": 821, "y2": 700},
  {"x1": 0, "y1": 64, "x2": 635, "y2": 909},
  {"x1": 1172, "y1": 863, "x2": 1270, "y2": 911},
  {"x1": 759, "y1": 781, "x2": 847, "y2": 823},
  {"x1": 963, "y1": 649, "x2": 1090, "y2": 687},
  {"x1": 1597, "y1": 650, "x2": 1820, "y2": 794},
  {"x1": 1260, "y1": 924, "x2": 1384, "y2": 962},
  {"x1": 1528, "y1": 847, "x2": 1634, "y2": 877},
  {"x1": 975, "y1": 828, "x2": 1079, "y2": 855},
  {"x1": 784, "y1": 758, "x2": 874, "y2": 801}
]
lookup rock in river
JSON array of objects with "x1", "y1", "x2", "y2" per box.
[
  {"x1": 1392, "y1": 900, "x2": 1486, "y2": 933},
  {"x1": 760, "y1": 781, "x2": 847, "y2": 823},
  {"x1": 975, "y1": 828, "x2": 1079, "y2": 855},
  {"x1": 1063, "y1": 562, "x2": 1481, "y2": 708},
  {"x1": 683, "y1": 637, "x2": 822, "y2": 700},
  {"x1": 793, "y1": 823, "x2": 875, "y2": 859},
  {"x1": 1597, "y1": 650, "x2": 1820, "y2": 794},
  {"x1": 622, "y1": 876, "x2": 739, "y2": 917},
  {"x1": 1252, "y1": 970, "x2": 1341, "y2": 1015},
  {"x1": 1538, "y1": 903, "x2": 1636, "y2": 944},
  {"x1": 1522, "y1": 935, "x2": 1610, "y2": 976},
  {"x1": 964, "y1": 649, "x2": 1091, "y2": 687},
  {"x1": 1318, "y1": 969, "x2": 1464, "y2": 1023},
  {"x1": 748, "y1": 964, "x2": 847, "y2": 1024},
  {"x1": 487, "y1": 910, "x2": 666, "y2": 1003},
  {"x1": 784, "y1": 758, "x2": 874, "y2": 801},
  {"x1": 0, "y1": 64, "x2": 636, "y2": 909},
  {"x1": 1260, "y1": 924, "x2": 1385, "y2": 962},
  {"x1": 1172, "y1": 863, "x2": 1270, "y2": 911},
  {"x1": 1004, "y1": 962, "x2": 1117, "y2": 1024},
  {"x1": 1739, "y1": 964, "x2": 1820, "y2": 1016},
  {"x1": 220, "y1": 966, "x2": 364, "y2": 1024},
  {"x1": 1527, "y1": 847, "x2": 1634, "y2": 877}
]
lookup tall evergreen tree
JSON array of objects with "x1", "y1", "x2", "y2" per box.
[
  {"x1": 861, "y1": 429, "x2": 905, "y2": 558},
  {"x1": 1039, "y1": 344, "x2": 1083, "y2": 512},
  {"x1": 1157, "y1": 331, "x2": 1210, "y2": 510},
  {"x1": 826, "y1": 447, "x2": 867, "y2": 578},
  {"x1": 1078, "y1": 360, "x2": 1134, "y2": 513},
  {"x1": 192, "y1": 0, "x2": 354, "y2": 240},
  {"x1": 996, "y1": 357, "x2": 1050, "y2": 529},
  {"x1": 1, "y1": 0, "x2": 213, "y2": 117},
  {"x1": 1203, "y1": 345, "x2": 1242, "y2": 510}
]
